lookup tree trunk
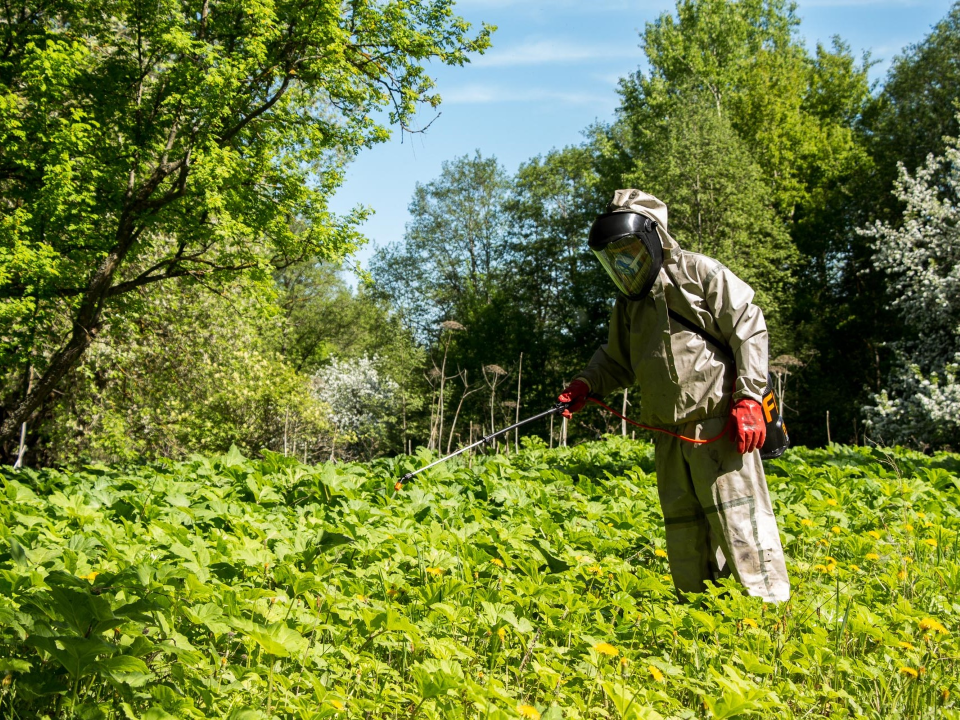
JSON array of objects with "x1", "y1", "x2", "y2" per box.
[{"x1": 0, "y1": 211, "x2": 141, "y2": 444}]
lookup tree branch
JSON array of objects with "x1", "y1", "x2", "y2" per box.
[{"x1": 219, "y1": 75, "x2": 292, "y2": 145}]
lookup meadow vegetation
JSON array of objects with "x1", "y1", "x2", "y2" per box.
[{"x1": 2, "y1": 439, "x2": 959, "y2": 719}]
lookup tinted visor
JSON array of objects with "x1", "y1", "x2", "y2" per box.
[
  {"x1": 592, "y1": 235, "x2": 656, "y2": 298},
  {"x1": 588, "y1": 211, "x2": 664, "y2": 300}
]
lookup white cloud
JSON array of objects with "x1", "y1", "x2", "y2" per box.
[
  {"x1": 473, "y1": 39, "x2": 642, "y2": 68},
  {"x1": 441, "y1": 83, "x2": 614, "y2": 106}
]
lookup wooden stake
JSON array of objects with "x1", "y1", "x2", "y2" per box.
[
  {"x1": 13, "y1": 367, "x2": 31, "y2": 470},
  {"x1": 622, "y1": 388, "x2": 628, "y2": 437},
  {"x1": 515, "y1": 353, "x2": 523, "y2": 452}
]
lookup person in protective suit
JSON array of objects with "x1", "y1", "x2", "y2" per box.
[{"x1": 559, "y1": 189, "x2": 790, "y2": 603}]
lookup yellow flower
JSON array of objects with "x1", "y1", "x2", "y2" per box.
[
  {"x1": 925, "y1": 521, "x2": 934, "y2": 528},
  {"x1": 900, "y1": 667, "x2": 919, "y2": 678},
  {"x1": 905, "y1": 524, "x2": 914, "y2": 532},
  {"x1": 924, "y1": 538, "x2": 938, "y2": 548},
  {"x1": 898, "y1": 641, "x2": 915, "y2": 650},
  {"x1": 497, "y1": 627, "x2": 507, "y2": 641},
  {"x1": 814, "y1": 564, "x2": 834, "y2": 574},
  {"x1": 79, "y1": 571, "x2": 99, "y2": 582},
  {"x1": 654, "y1": 549, "x2": 668, "y2": 558},
  {"x1": 593, "y1": 642, "x2": 619, "y2": 657},
  {"x1": 917, "y1": 512, "x2": 926, "y2": 519},
  {"x1": 620, "y1": 657, "x2": 629, "y2": 667},
  {"x1": 865, "y1": 553, "x2": 880, "y2": 561},
  {"x1": 491, "y1": 558, "x2": 504, "y2": 567},
  {"x1": 849, "y1": 564, "x2": 861, "y2": 572},
  {"x1": 356, "y1": 594, "x2": 367, "y2": 603},
  {"x1": 517, "y1": 704, "x2": 541, "y2": 720},
  {"x1": 742, "y1": 618, "x2": 758, "y2": 629},
  {"x1": 586, "y1": 565, "x2": 602, "y2": 575},
  {"x1": 800, "y1": 518, "x2": 814, "y2": 527},
  {"x1": 942, "y1": 688, "x2": 950, "y2": 702},
  {"x1": 904, "y1": 556, "x2": 914, "y2": 564},
  {"x1": 867, "y1": 530, "x2": 881, "y2": 540},
  {"x1": 826, "y1": 498, "x2": 838, "y2": 506},
  {"x1": 919, "y1": 618, "x2": 949, "y2": 635},
  {"x1": 329, "y1": 699, "x2": 345, "y2": 711},
  {"x1": 648, "y1": 665, "x2": 665, "y2": 683},
  {"x1": 898, "y1": 570, "x2": 908, "y2": 581},
  {"x1": 831, "y1": 526, "x2": 842, "y2": 535},
  {"x1": 425, "y1": 567, "x2": 444, "y2": 576},
  {"x1": 824, "y1": 556, "x2": 837, "y2": 563}
]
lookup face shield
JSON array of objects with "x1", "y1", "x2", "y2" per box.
[{"x1": 588, "y1": 211, "x2": 664, "y2": 300}]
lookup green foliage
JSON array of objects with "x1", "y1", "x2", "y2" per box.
[
  {"x1": 22, "y1": 261, "x2": 428, "y2": 466},
  {"x1": 609, "y1": 0, "x2": 876, "y2": 445},
  {"x1": 0, "y1": 0, "x2": 492, "y2": 443},
  {"x1": 862, "y1": 2, "x2": 960, "y2": 220},
  {"x1": 39, "y1": 277, "x2": 329, "y2": 464},
  {"x1": 1, "y1": 439, "x2": 959, "y2": 718},
  {"x1": 372, "y1": 148, "x2": 625, "y2": 449},
  {"x1": 277, "y1": 263, "x2": 417, "y2": 376},
  {"x1": 861, "y1": 126, "x2": 960, "y2": 450},
  {"x1": 617, "y1": 0, "x2": 871, "y2": 218},
  {"x1": 371, "y1": 152, "x2": 512, "y2": 339},
  {"x1": 618, "y1": 95, "x2": 796, "y2": 346}
]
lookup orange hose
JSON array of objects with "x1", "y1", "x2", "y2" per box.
[{"x1": 587, "y1": 397, "x2": 728, "y2": 445}]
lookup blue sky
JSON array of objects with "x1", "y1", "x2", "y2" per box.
[{"x1": 330, "y1": 0, "x2": 955, "y2": 273}]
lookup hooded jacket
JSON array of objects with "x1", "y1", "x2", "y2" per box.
[{"x1": 577, "y1": 189, "x2": 768, "y2": 428}]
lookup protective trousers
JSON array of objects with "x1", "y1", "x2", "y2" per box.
[{"x1": 654, "y1": 417, "x2": 790, "y2": 603}]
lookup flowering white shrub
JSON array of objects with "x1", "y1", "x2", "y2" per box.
[
  {"x1": 861, "y1": 121, "x2": 960, "y2": 448},
  {"x1": 312, "y1": 356, "x2": 402, "y2": 457}
]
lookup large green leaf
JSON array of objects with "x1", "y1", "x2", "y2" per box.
[{"x1": 27, "y1": 636, "x2": 116, "y2": 679}]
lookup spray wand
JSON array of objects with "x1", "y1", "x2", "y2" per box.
[
  {"x1": 394, "y1": 402, "x2": 570, "y2": 491},
  {"x1": 393, "y1": 396, "x2": 730, "y2": 491}
]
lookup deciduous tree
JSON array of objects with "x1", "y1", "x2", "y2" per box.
[{"x1": 0, "y1": 0, "x2": 491, "y2": 451}]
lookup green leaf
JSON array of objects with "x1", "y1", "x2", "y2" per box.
[
  {"x1": 238, "y1": 621, "x2": 308, "y2": 658},
  {"x1": 0, "y1": 658, "x2": 31, "y2": 673},
  {"x1": 94, "y1": 655, "x2": 153, "y2": 687},
  {"x1": 27, "y1": 636, "x2": 116, "y2": 679},
  {"x1": 601, "y1": 681, "x2": 665, "y2": 720},
  {"x1": 8, "y1": 538, "x2": 28, "y2": 568}
]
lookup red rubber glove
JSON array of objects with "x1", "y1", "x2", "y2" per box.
[
  {"x1": 730, "y1": 398, "x2": 767, "y2": 454},
  {"x1": 558, "y1": 380, "x2": 590, "y2": 419}
]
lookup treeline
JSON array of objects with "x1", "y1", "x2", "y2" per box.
[
  {"x1": 3, "y1": 0, "x2": 960, "y2": 465},
  {"x1": 372, "y1": 0, "x2": 960, "y2": 454}
]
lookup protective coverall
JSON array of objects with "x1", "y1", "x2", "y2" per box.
[{"x1": 575, "y1": 189, "x2": 790, "y2": 603}]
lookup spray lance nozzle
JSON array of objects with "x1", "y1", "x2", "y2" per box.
[{"x1": 393, "y1": 402, "x2": 570, "y2": 492}]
